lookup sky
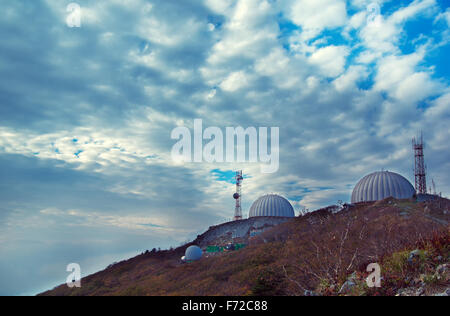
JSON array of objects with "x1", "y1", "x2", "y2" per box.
[{"x1": 0, "y1": 0, "x2": 449, "y2": 295}]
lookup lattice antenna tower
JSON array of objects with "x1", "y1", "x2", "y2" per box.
[{"x1": 412, "y1": 133, "x2": 427, "y2": 194}]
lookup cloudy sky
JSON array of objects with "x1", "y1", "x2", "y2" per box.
[{"x1": 0, "y1": 0, "x2": 449, "y2": 295}]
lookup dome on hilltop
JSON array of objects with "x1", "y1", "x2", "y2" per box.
[
  {"x1": 351, "y1": 171, "x2": 415, "y2": 203},
  {"x1": 249, "y1": 194, "x2": 295, "y2": 218}
]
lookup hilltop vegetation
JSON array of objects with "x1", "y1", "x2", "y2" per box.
[{"x1": 40, "y1": 197, "x2": 449, "y2": 296}]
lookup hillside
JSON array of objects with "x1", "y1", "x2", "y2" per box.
[{"x1": 39, "y1": 197, "x2": 450, "y2": 296}]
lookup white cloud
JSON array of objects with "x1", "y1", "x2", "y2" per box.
[
  {"x1": 309, "y1": 45, "x2": 350, "y2": 77},
  {"x1": 348, "y1": 10, "x2": 367, "y2": 30},
  {"x1": 205, "y1": 0, "x2": 234, "y2": 14},
  {"x1": 390, "y1": 0, "x2": 437, "y2": 24},
  {"x1": 219, "y1": 71, "x2": 250, "y2": 92},
  {"x1": 373, "y1": 49, "x2": 440, "y2": 103},
  {"x1": 38, "y1": 207, "x2": 185, "y2": 232},
  {"x1": 0, "y1": 112, "x2": 173, "y2": 173},
  {"x1": 206, "y1": 0, "x2": 277, "y2": 65},
  {"x1": 357, "y1": 0, "x2": 438, "y2": 57},
  {"x1": 287, "y1": 0, "x2": 348, "y2": 40},
  {"x1": 254, "y1": 48, "x2": 304, "y2": 89},
  {"x1": 333, "y1": 65, "x2": 368, "y2": 92},
  {"x1": 434, "y1": 8, "x2": 450, "y2": 26}
]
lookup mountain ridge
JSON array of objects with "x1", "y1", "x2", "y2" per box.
[{"x1": 39, "y1": 196, "x2": 450, "y2": 296}]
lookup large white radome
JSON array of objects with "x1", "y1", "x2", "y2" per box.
[
  {"x1": 249, "y1": 194, "x2": 295, "y2": 218},
  {"x1": 351, "y1": 171, "x2": 415, "y2": 203}
]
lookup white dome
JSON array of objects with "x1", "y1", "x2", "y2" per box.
[
  {"x1": 185, "y1": 245, "x2": 202, "y2": 261},
  {"x1": 351, "y1": 171, "x2": 415, "y2": 203},
  {"x1": 249, "y1": 194, "x2": 295, "y2": 218}
]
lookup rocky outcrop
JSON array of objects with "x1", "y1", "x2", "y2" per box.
[{"x1": 193, "y1": 217, "x2": 293, "y2": 247}]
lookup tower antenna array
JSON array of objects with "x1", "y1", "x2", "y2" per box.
[{"x1": 233, "y1": 170, "x2": 243, "y2": 221}]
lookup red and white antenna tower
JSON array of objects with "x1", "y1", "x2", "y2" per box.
[
  {"x1": 412, "y1": 133, "x2": 427, "y2": 194},
  {"x1": 233, "y1": 170, "x2": 243, "y2": 221}
]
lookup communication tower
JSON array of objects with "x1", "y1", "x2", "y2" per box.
[
  {"x1": 412, "y1": 134, "x2": 427, "y2": 194},
  {"x1": 233, "y1": 170, "x2": 243, "y2": 221}
]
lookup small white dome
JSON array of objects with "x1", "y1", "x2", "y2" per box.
[
  {"x1": 351, "y1": 171, "x2": 415, "y2": 203},
  {"x1": 185, "y1": 245, "x2": 202, "y2": 261},
  {"x1": 249, "y1": 194, "x2": 295, "y2": 218}
]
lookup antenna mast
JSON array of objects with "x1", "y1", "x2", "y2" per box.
[
  {"x1": 233, "y1": 170, "x2": 243, "y2": 221},
  {"x1": 412, "y1": 133, "x2": 427, "y2": 194}
]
